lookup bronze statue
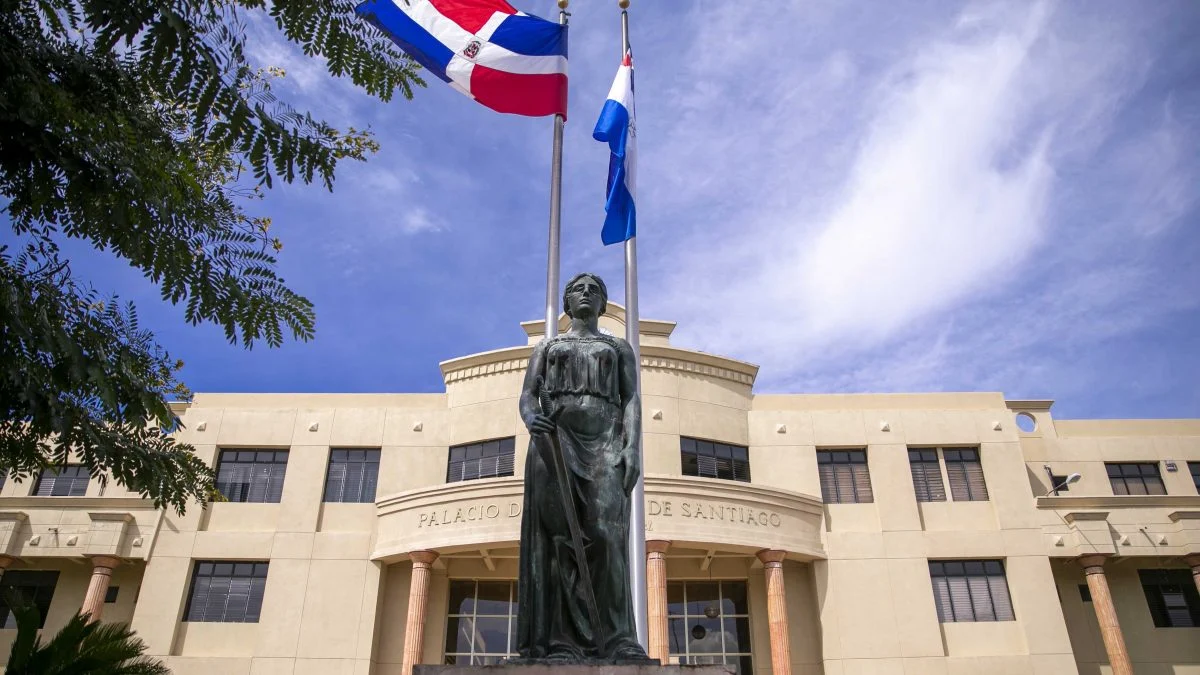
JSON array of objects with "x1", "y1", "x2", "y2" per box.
[{"x1": 514, "y1": 273, "x2": 652, "y2": 663}]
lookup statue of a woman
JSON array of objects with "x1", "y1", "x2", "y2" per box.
[{"x1": 514, "y1": 273, "x2": 651, "y2": 663}]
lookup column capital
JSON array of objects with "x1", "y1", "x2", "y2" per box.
[
  {"x1": 1077, "y1": 553, "x2": 1113, "y2": 573},
  {"x1": 409, "y1": 550, "x2": 439, "y2": 566},
  {"x1": 757, "y1": 549, "x2": 787, "y2": 566},
  {"x1": 86, "y1": 554, "x2": 122, "y2": 570},
  {"x1": 1184, "y1": 553, "x2": 1200, "y2": 569},
  {"x1": 646, "y1": 540, "x2": 671, "y2": 555}
]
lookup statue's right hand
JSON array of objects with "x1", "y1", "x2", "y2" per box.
[{"x1": 527, "y1": 414, "x2": 556, "y2": 435}]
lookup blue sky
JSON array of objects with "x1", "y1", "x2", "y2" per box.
[{"x1": 25, "y1": 1, "x2": 1200, "y2": 419}]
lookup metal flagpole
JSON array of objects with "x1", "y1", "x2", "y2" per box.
[
  {"x1": 618, "y1": 0, "x2": 649, "y2": 652},
  {"x1": 545, "y1": 0, "x2": 569, "y2": 340}
]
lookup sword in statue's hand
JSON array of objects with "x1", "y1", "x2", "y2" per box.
[{"x1": 536, "y1": 377, "x2": 606, "y2": 648}]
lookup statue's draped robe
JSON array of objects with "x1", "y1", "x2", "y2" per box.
[{"x1": 516, "y1": 335, "x2": 641, "y2": 660}]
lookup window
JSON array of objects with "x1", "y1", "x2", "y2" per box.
[
  {"x1": 447, "y1": 438, "x2": 515, "y2": 483},
  {"x1": 215, "y1": 450, "x2": 288, "y2": 503},
  {"x1": 667, "y1": 581, "x2": 752, "y2": 673},
  {"x1": 32, "y1": 465, "x2": 89, "y2": 497},
  {"x1": 1140, "y1": 569, "x2": 1200, "y2": 627},
  {"x1": 1106, "y1": 463, "x2": 1166, "y2": 496},
  {"x1": 681, "y1": 438, "x2": 750, "y2": 482},
  {"x1": 908, "y1": 449, "x2": 947, "y2": 502},
  {"x1": 817, "y1": 450, "x2": 873, "y2": 503},
  {"x1": 929, "y1": 560, "x2": 1014, "y2": 622},
  {"x1": 184, "y1": 561, "x2": 268, "y2": 623},
  {"x1": 0, "y1": 571, "x2": 59, "y2": 628},
  {"x1": 944, "y1": 448, "x2": 988, "y2": 501},
  {"x1": 105, "y1": 586, "x2": 119, "y2": 603},
  {"x1": 1189, "y1": 462, "x2": 1199, "y2": 493},
  {"x1": 1048, "y1": 474, "x2": 1071, "y2": 493},
  {"x1": 444, "y1": 580, "x2": 516, "y2": 664},
  {"x1": 1078, "y1": 584, "x2": 1092, "y2": 602},
  {"x1": 324, "y1": 449, "x2": 380, "y2": 503}
]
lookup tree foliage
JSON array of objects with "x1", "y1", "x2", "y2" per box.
[
  {"x1": 0, "y1": 0, "x2": 423, "y2": 512},
  {"x1": 3, "y1": 594, "x2": 169, "y2": 675}
]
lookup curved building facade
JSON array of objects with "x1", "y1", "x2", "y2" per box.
[{"x1": 1, "y1": 306, "x2": 1199, "y2": 675}]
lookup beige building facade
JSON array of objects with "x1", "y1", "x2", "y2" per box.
[{"x1": 1, "y1": 306, "x2": 1199, "y2": 675}]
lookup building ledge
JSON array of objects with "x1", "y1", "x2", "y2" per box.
[
  {"x1": 1037, "y1": 495, "x2": 1200, "y2": 510},
  {"x1": 0, "y1": 497, "x2": 157, "y2": 510}
]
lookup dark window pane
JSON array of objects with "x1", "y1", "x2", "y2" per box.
[
  {"x1": 929, "y1": 559, "x2": 1013, "y2": 623},
  {"x1": 443, "y1": 580, "x2": 517, "y2": 661},
  {"x1": 685, "y1": 582, "x2": 720, "y2": 616},
  {"x1": 1107, "y1": 463, "x2": 1166, "y2": 497},
  {"x1": 185, "y1": 560, "x2": 269, "y2": 622},
  {"x1": 447, "y1": 439, "x2": 516, "y2": 483},
  {"x1": 680, "y1": 438, "x2": 749, "y2": 483},
  {"x1": 687, "y1": 617, "x2": 723, "y2": 653},
  {"x1": 445, "y1": 616, "x2": 473, "y2": 654},
  {"x1": 448, "y1": 581, "x2": 475, "y2": 615},
  {"x1": 667, "y1": 583, "x2": 686, "y2": 616},
  {"x1": 0, "y1": 571, "x2": 59, "y2": 629},
  {"x1": 724, "y1": 617, "x2": 751, "y2": 652},
  {"x1": 722, "y1": 581, "x2": 748, "y2": 615},
  {"x1": 475, "y1": 582, "x2": 512, "y2": 615},
  {"x1": 473, "y1": 616, "x2": 509, "y2": 654},
  {"x1": 1140, "y1": 569, "x2": 1200, "y2": 627}
]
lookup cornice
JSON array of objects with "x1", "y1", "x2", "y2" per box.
[
  {"x1": 439, "y1": 343, "x2": 759, "y2": 387},
  {"x1": 1037, "y1": 495, "x2": 1200, "y2": 510},
  {"x1": 1006, "y1": 399, "x2": 1054, "y2": 412}
]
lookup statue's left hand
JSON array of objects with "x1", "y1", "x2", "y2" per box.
[{"x1": 619, "y1": 444, "x2": 640, "y2": 494}]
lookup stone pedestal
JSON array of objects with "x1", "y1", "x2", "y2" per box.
[{"x1": 416, "y1": 666, "x2": 733, "y2": 675}]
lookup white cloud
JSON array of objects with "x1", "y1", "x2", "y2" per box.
[{"x1": 633, "y1": 1, "x2": 1195, "y2": 399}]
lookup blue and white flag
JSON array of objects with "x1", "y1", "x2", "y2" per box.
[{"x1": 593, "y1": 52, "x2": 636, "y2": 245}]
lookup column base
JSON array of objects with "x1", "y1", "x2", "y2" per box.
[{"x1": 416, "y1": 666, "x2": 733, "y2": 675}]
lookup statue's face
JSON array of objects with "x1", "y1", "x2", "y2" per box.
[{"x1": 566, "y1": 276, "x2": 604, "y2": 318}]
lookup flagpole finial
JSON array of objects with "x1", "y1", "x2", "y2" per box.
[
  {"x1": 618, "y1": 0, "x2": 629, "y2": 7},
  {"x1": 558, "y1": 0, "x2": 568, "y2": 7}
]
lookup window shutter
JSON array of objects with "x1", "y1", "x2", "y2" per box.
[
  {"x1": 931, "y1": 576, "x2": 952, "y2": 622},
  {"x1": 325, "y1": 462, "x2": 348, "y2": 502},
  {"x1": 361, "y1": 461, "x2": 380, "y2": 502},
  {"x1": 946, "y1": 575, "x2": 973, "y2": 621},
  {"x1": 987, "y1": 574, "x2": 1015, "y2": 621},
  {"x1": 851, "y1": 464, "x2": 873, "y2": 503},
  {"x1": 818, "y1": 465, "x2": 837, "y2": 503},
  {"x1": 1142, "y1": 581, "x2": 1170, "y2": 627},
  {"x1": 967, "y1": 576, "x2": 995, "y2": 621},
  {"x1": 187, "y1": 577, "x2": 211, "y2": 621},
  {"x1": 964, "y1": 458, "x2": 988, "y2": 501},
  {"x1": 343, "y1": 461, "x2": 365, "y2": 503},
  {"x1": 697, "y1": 455, "x2": 718, "y2": 479},
  {"x1": 35, "y1": 473, "x2": 55, "y2": 497},
  {"x1": 246, "y1": 576, "x2": 267, "y2": 622}
]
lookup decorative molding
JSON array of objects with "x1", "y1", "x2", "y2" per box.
[
  {"x1": 639, "y1": 354, "x2": 754, "y2": 386},
  {"x1": 1168, "y1": 511, "x2": 1200, "y2": 522},
  {"x1": 443, "y1": 356, "x2": 529, "y2": 384}
]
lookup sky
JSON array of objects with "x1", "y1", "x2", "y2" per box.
[{"x1": 20, "y1": 1, "x2": 1200, "y2": 420}]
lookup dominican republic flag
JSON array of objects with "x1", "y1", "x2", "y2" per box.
[
  {"x1": 593, "y1": 52, "x2": 636, "y2": 245},
  {"x1": 355, "y1": 0, "x2": 567, "y2": 118}
]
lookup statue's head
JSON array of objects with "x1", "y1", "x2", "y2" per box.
[{"x1": 563, "y1": 272, "x2": 608, "y2": 319}]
